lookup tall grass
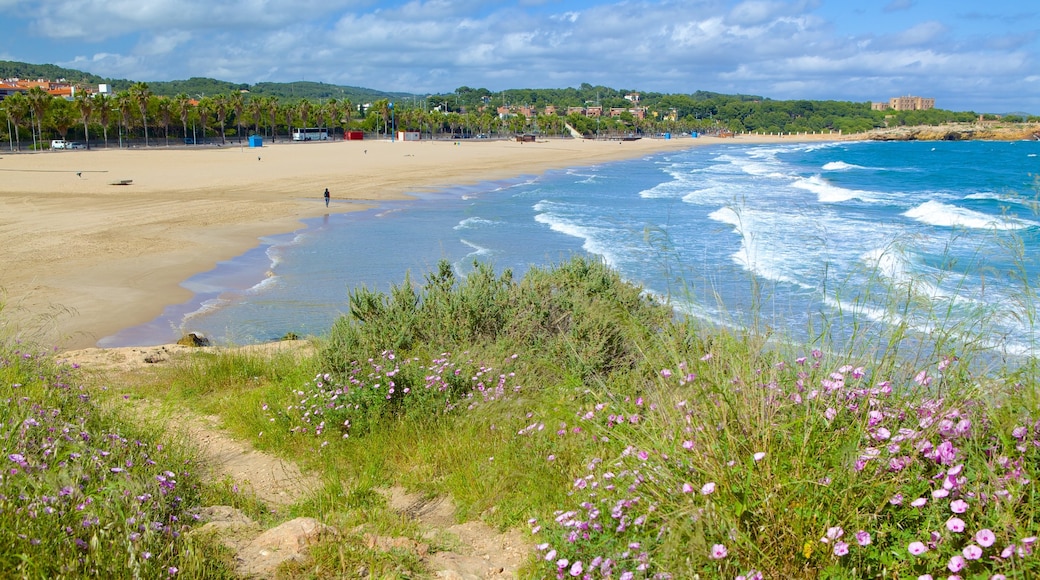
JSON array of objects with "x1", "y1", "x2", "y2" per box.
[
  {"x1": 14, "y1": 236, "x2": 1040, "y2": 578},
  {"x1": 0, "y1": 334, "x2": 235, "y2": 577},
  {"x1": 179, "y1": 254, "x2": 1033, "y2": 578}
]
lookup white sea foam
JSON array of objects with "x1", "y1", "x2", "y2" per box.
[
  {"x1": 533, "y1": 202, "x2": 619, "y2": 267},
  {"x1": 903, "y1": 200, "x2": 1036, "y2": 230},
  {"x1": 459, "y1": 238, "x2": 493, "y2": 258},
  {"x1": 822, "y1": 161, "x2": 865, "y2": 171},
  {"x1": 707, "y1": 206, "x2": 803, "y2": 286},
  {"x1": 792, "y1": 175, "x2": 877, "y2": 203},
  {"x1": 453, "y1": 217, "x2": 498, "y2": 230}
]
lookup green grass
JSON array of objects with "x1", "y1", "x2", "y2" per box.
[{"x1": 5, "y1": 252, "x2": 1040, "y2": 578}]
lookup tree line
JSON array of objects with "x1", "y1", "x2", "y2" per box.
[{"x1": 3, "y1": 79, "x2": 1035, "y2": 151}]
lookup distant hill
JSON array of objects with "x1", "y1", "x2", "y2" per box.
[
  {"x1": 0, "y1": 60, "x2": 410, "y2": 104},
  {"x1": 0, "y1": 60, "x2": 109, "y2": 85}
]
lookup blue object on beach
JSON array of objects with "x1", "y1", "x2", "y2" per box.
[{"x1": 249, "y1": 135, "x2": 263, "y2": 148}]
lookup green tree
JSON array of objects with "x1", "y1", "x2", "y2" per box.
[
  {"x1": 212, "y1": 94, "x2": 229, "y2": 144},
  {"x1": 25, "y1": 86, "x2": 51, "y2": 148},
  {"x1": 371, "y1": 98, "x2": 390, "y2": 137},
  {"x1": 263, "y1": 96, "x2": 279, "y2": 140},
  {"x1": 92, "y1": 92, "x2": 112, "y2": 148},
  {"x1": 2, "y1": 91, "x2": 29, "y2": 151},
  {"x1": 47, "y1": 97, "x2": 75, "y2": 140},
  {"x1": 296, "y1": 99, "x2": 312, "y2": 134},
  {"x1": 228, "y1": 92, "x2": 244, "y2": 142},
  {"x1": 338, "y1": 98, "x2": 353, "y2": 134},
  {"x1": 156, "y1": 96, "x2": 173, "y2": 146},
  {"x1": 174, "y1": 94, "x2": 192, "y2": 144},
  {"x1": 197, "y1": 96, "x2": 214, "y2": 142},
  {"x1": 74, "y1": 90, "x2": 93, "y2": 148},
  {"x1": 246, "y1": 96, "x2": 264, "y2": 137},
  {"x1": 281, "y1": 100, "x2": 297, "y2": 139},
  {"x1": 129, "y1": 82, "x2": 152, "y2": 146},
  {"x1": 114, "y1": 91, "x2": 135, "y2": 147}
]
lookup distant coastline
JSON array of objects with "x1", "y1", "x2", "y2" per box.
[{"x1": 852, "y1": 122, "x2": 1040, "y2": 141}]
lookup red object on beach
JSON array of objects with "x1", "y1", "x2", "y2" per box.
[{"x1": 345, "y1": 131, "x2": 364, "y2": 141}]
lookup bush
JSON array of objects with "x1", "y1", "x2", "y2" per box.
[{"x1": 0, "y1": 343, "x2": 230, "y2": 577}]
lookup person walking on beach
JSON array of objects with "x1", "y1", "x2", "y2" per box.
[{"x1": 324, "y1": 188, "x2": 330, "y2": 208}]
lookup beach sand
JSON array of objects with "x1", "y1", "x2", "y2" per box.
[{"x1": 0, "y1": 133, "x2": 836, "y2": 350}]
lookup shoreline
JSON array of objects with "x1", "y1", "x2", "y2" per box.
[{"x1": 0, "y1": 134, "x2": 838, "y2": 350}]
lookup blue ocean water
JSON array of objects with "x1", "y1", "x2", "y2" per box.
[{"x1": 102, "y1": 140, "x2": 1040, "y2": 359}]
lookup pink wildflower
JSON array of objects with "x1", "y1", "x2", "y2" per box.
[
  {"x1": 701, "y1": 482, "x2": 716, "y2": 495},
  {"x1": 947, "y1": 554, "x2": 966, "y2": 572},
  {"x1": 962, "y1": 544, "x2": 982, "y2": 560},
  {"x1": 682, "y1": 483, "x2": 694, "y2": 494},
  {"x1": 833, "y1": 541, "x2": 849, "y2": 556},
  {"x1": 976, "y1": 529, "x2": 996, "y2": 547},
  {"x1": 821, "y1": 526, "x2": 844, "y2": 543},
  {"x1": 855, "y1": 530, "x2": 871, "y2": 546},
  {"x1": 946, "y1": 517, "x2": 966, "y2": 533},
  {"x1": 908, "y1": 541, "x2": 928, "y2": 555},
  {"x1": 753, "y1": 452, "x2": 766, "y2": 462},
  {"x1": 710, "y1": 544, "x2": 727, "y2": 559},
  {"x1": 950, "y1": 499, "x2": 969, "y2": 514}
]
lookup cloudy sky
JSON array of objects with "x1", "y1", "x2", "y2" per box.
[{"x1": 1, "y1": 0, "x2": 1037, "y2": 113}]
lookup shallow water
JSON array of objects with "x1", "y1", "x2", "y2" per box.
[{"x1": 103, "y1": 139, "x2": 1040, "y2": 358}]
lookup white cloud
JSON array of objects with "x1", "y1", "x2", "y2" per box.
[{"x1": 0, "y1": 0, "x2": 1036, "y2": 112}]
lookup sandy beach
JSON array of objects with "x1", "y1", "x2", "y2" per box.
[{"x1": 0, "y1": 133, "x2": 836, "y2": 349}]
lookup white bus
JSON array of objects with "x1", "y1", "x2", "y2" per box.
[{"x1": 292, "y1": 127, "x2": 328, "y2": 141}]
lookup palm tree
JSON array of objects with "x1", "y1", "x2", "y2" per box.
[
  {"x1": 246, "y1": 97, "x2": 264, "y2": 137},
  {"x1": 48, "y1": 98, "x2": 75, "y2": 141},
  {"x1": 296, "y1": 99, "x2": 312, "y2": 134},
  {"x1": 114, "y1": 91, "x2": 135, "y2": 147},
  {"x1": 25, "y1": 86, "x2": 51, "y2": 149},
  {"x1": 263, "y1": 96, "x2": 279, "y2": 140},
  {"x1": 92, "y1": 93, "x2": 112, "y2": 148},
  {"x1": 213, "y1": 94, "x2": 229, "y2": 144},
  {"x1": 320, "y1": 99, "x2": 337, "y2": 138},
  {"x1": 3, "y1": 91, "x2": 30, "y2": 151},
  {"x1": 174, "y1": 94, "x2": 192, "y2": 143},
  {"x1": 282, "y1": 101, "x2": 297, "y2": 140},
  {"x1": 156, "y1": 97, "x2": 172, "y2": 146},
  {"x1": 228, "y1": 92, "x2": 244, "y2": 143},
  {"x1": 197, "y1": 97, "x2": 214, "y2": 143},
  {"x1": 339, "y1": 98, "x2": 353, "y2": 135},
  {"x1": 74, "y1": 90, "x2": 93, "y2": 148},
  {"x1": 129, "y1": 82, "x2": 151, "y2": 146},
  {"x1": 372, "y1": 99, "x2": 390, "y2": 137}
]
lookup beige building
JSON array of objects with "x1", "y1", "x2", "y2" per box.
[{"x1": 872, "y1": 96, "x2": 935, "y2": 111}]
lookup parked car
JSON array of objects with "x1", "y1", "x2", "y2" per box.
[
  {"x1": 68, "y1": 142, "x2": 86, "y2": 149},
  {"x1": 51, "y1": 139, "x2": 67, "y2": 149}
]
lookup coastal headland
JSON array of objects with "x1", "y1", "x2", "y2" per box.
[{"x1": 0, "y1": 131, "x2": 930, "y2": 350}]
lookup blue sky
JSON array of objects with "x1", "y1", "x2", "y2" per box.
[{"x1": 1, "y1": 0, "x2": 1037, "y2": 113}]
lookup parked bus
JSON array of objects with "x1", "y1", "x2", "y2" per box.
[{"x1": 292, "y1": 128, "x2": 328, "y2": 141}]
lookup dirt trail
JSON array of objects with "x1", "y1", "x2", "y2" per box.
[{"x1": 62, "y1": 343, "x2": 531, "y2": 579}]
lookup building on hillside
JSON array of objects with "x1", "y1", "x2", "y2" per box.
[
  {"x1": 0, "y1": 77, "x2": 97, "y2": 101},
  {"x1": 609, "y1": 107, "x2": 647, "y2": 120},
  {"x1": 872, "y1": 96, "x2": 935, "y2": 111}
]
